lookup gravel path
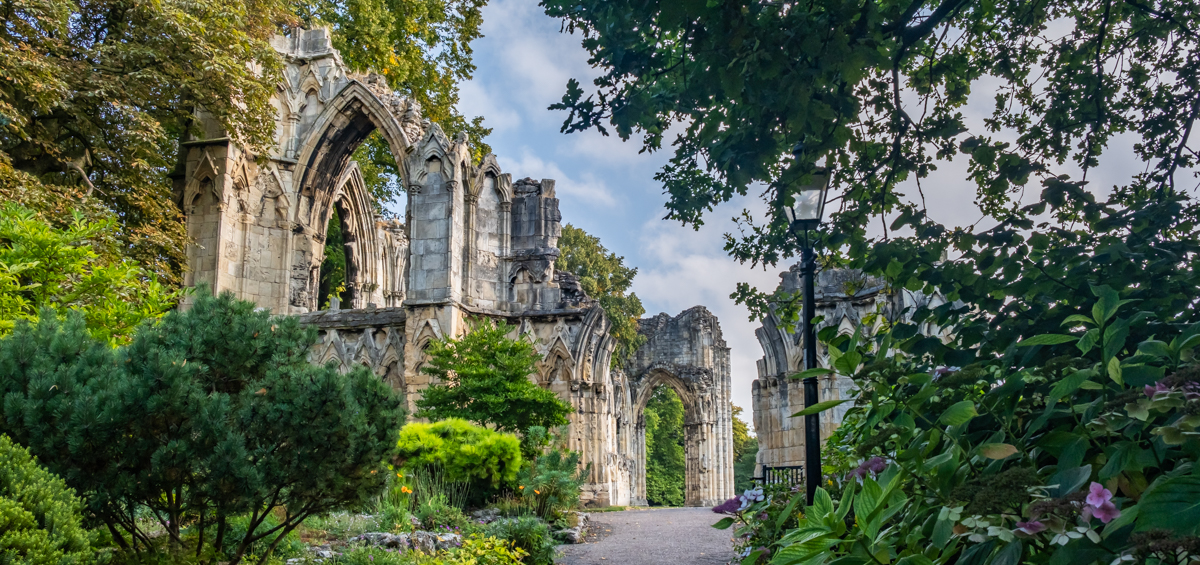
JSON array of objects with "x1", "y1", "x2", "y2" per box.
[{"x1": 557, "y1": 507, "x2": 735, "y2": 565}]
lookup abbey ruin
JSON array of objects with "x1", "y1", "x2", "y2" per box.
[{"x1": 173, "y1": 29, "x2": 734, "y2": 508}]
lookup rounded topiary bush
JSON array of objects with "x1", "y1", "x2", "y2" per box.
[{"x1": 0, "y1": 434, "x2": 93, "y2": 564}]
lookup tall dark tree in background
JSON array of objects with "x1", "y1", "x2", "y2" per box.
[
  {"x1": 542, "y1": 0, "x2": 1200, "y2": 363},
  {"x1": 556, "y1": 224, "x2": 647, "y2": 363}
]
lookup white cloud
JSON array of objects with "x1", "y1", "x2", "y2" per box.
[
  {"x1": 632, "y1": 195, "x2": 788, "y2": 425},
  {"x1": 498, "y1": 150, "x2": 619, "y2": 208}
]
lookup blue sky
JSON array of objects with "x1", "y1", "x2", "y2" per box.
[{"x1": 454, "y1": 0, "x2": 1157, "y2": 421}]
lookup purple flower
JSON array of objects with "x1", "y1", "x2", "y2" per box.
[
  {"x1": 1145, "y1": 382, "x2": 1170, "y2": 398},
  {"x1": 1093, "y1": 501, "x2": 1120, "y2": 523},
  {"x1": 1015, "y1": 520, "x2": 1046, "y2": 534},
  {"x1": 1083, "y1": 482, "x2": 1121, "y2": 524},
  {"x1": 712, "y1": 497, "x2": 741, "y2": 514},
  {"x1": 1086, "y1": 482, "x2": 1113, "y2": 507},
  {"x1": 848, "y1": 457, "x2": 888, "y2": 480}
]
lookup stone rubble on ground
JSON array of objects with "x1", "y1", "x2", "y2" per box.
[{"x1": 554, "y1": 512, "x2": 589, "y2": 544}]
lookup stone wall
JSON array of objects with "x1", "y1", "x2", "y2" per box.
[
  {"x1": 177, "y1": 28, "x2": 733, "y2": 508},
  {"x1": 751, "y1": 265, "x2": 944, "y2": 476}
]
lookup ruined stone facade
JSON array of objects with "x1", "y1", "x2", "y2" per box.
[
  {"x1": 174, "y1": 28, "x2": 733, "y2": 507},
  {"x1": 751, "y1": 265, "x2": 944, "y2": 477}
]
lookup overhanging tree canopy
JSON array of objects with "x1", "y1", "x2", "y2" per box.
[{"x1": 541, "y1": 0, "x2": 1200, "y2": 360}]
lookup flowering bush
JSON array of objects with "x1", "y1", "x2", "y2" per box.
[{"x1": 717, "y1": 287, "x2": 1200, "y2": 564}]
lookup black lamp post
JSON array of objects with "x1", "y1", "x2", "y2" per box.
[{"x1": 782, "y1": 162, "x2": 830, "y2": 506}]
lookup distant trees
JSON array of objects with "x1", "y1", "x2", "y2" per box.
[
  {"x1": 643, "y1": 387, "x2": 685, "y2": 507},
  {"x1": 0, "y1": 291, "x2": 405, "y2": 565},
  {"x1": 556, "y1": 224, "x2": 646, "y2": 363},
  {"x1": 415, "y1": 319, "x2": 573, "y2": 434}
]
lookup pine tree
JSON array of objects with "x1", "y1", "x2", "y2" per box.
[{"x1": 0, "y1": 291, "x2": 405, "y2": 564}]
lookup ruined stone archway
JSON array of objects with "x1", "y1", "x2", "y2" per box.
[
  {"x1": 626, "y1": 307, "x2": 734, "y2": 507},
  {"x1": 290, "y1": 80, "x2": 416, "y2": 311}
]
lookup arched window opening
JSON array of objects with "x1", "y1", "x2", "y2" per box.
[
  {"x1": 317, "y1": 200, "x2": 357, "y2": 309},
  {"x1": 351, "y1": 130, "x2": 407, "y2": 218}
]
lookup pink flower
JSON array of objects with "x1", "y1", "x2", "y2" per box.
[
  {"x1": 1083, "y1": 482, "x2": 1120, "y2": 524},
  {"x1": 1092, "y1": 501, "x2": 1121, "y2": 523},
  {"x1": 1086, "y1": 482, "x2": 1113, "y2": 507},
  {"x1": 1015, "y1": 520, "x2": 1046, "y2": 534}
]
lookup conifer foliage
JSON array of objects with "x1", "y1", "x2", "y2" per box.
[
  {"x1": 0, "y1": 291, "x2": 405, "y2": 564},
  {"x1": 0, "y1": 434, "x2": 94, "y2": 564}
]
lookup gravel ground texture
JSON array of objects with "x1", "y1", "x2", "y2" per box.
[{"x1": 556, "y1": 507, "x2": 735, "y2": 565}]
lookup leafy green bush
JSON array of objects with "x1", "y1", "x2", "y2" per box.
[
  {"x1": 0, "y1": 434, "x2": 94, "y2": 564},
  {"x1": 483, "y1": 517, "x2": 556, "y2": 565},
  {"x1": 447, "y1": 535, "x2": 528, "y2": 565},
  {"x1": 517, "y1": 427, "x2": 586, "y2": 519},
  {"x1": 718, "y1": 289, "x2": 1200, "y2": 564},
  {"x1": 396, "y1": 420, "x2": 523, "y2": 486},
  {"x1": 0, "y1": 291, "x2": 406, "y2": 565},
  {"x1": 0, "y1": 203, "x2": 180, "y2": 344},
  {"x1": 414, "y1": 319, "x2": 573, "y2": 434},
  {"x1": 204, "y1": 514, "x2": 305, "y2": 561}
]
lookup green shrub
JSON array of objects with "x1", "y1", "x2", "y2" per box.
[
  {"x1": 204, "y1": 514, "x2": 305, "y2": 561},
  {"x1": 414, "y1": 319, "x2": 573, "y2": 434},
  {"x1": 446, "y1": 535, "x2": 527, "y2": 565},
  {"x1": 0, "y1": 434, "x2": 94, "y2": 564},
  {"x1": 0, "y1": 291, "x2": 406, "y2": 565},
  {"x1": 483, "y1": 517, "x2": 555, "y2": 565},
  {"x1": 395, "y1": 420, "x2": 523, "y2": 486},
  {"x1": 518, "y1": 427, "x2": 585, "y2": 519},
  {"x1": 719, "y1": 291, "x2": 1200, "y2": 564}
]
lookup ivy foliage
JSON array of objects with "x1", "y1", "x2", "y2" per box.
[
  {"x1": 718, "y1": 292, "x2": 1200, "y2": 565},
  {"x1": 0, "y1": 434, "x2": 95, "y2": 565},
  {"x1": 0, "y1": 291, "x2": 405, "y2": 565},
  {"x1": 0, "y1": 0, "x2": 289, "y2": 285},
  {"x1": 556, "y1": 224, "x2": 646, "y2": 364},
  {"x1": 415, "y1": 319, "x2": 574, "y2": 434},
  {"x1": 395, "y1": 419, "x2": 524, "y2": 486},
  {"x1": 540, "y1": 0, "x2": 1200, "y2": 341},
  {"x1": 0, "y1": 203, "x2": 181, "y2": 344}
]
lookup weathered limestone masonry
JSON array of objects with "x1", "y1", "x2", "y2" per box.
[
  {"x1": 750, "y1": 265, "x2": 944, "y2": 478},
  {"x1": 626, "y1": 308, "x2": 734, "y2": 507},
  {"x1": 175, "y1": 28, "x2": 734, "y2": 508}
]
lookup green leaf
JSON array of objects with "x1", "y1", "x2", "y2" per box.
[
  {"x1": 1077, "y1": 328, "x2": 1100, "y2": 355},
  {"x1": 1017, "y1": 334, "x2": 1078, "y2": 346},
  {"x1": 791, "y1": 399, "x2": 853, "y2": 418},
  {"x1": 790, "y1": 367, "x2": 835, "y2": 380},
  {"x1": 1137, "y1": 339, "x2": 1172, "y2": 359},
  {"x1": 1046, "y1": 465, "x2": 1092, "y2": 498},
  {"x1": 979, "y1": 443, "x2": 1018, "y2": 460},
  {"x1": 939, "y1": 400, "x2": 978, "y2": 426},
  {"x1": 1061, "y1": 314, "x2": 1095, "y2": 327},
  {"x1": 1107, "y1": 357, "x2": 1123, "y2": 385},
  {"x1": 1048, "y1": 369, "x2": 1093, "y2": 403},
  {"x1": 957, "y1": 541, "x2": 996, "y2": 565},
  {"x1": 991, "y1": 540, "x2": 1024, "y2": 565},
  {"x1": 712, "y1": 516, "x2": 735, "y2": 529},
  {"x1": 1135, "y1": 474, "x2": 1200, "y2": 535}
]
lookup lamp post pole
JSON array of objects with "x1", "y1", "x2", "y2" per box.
[
  {"x1": 801, "y1": 238, "x2": 820, "y2": 505},
  {"x1": 782, "y1": 144, "x2": 830, "y2": 506}
]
